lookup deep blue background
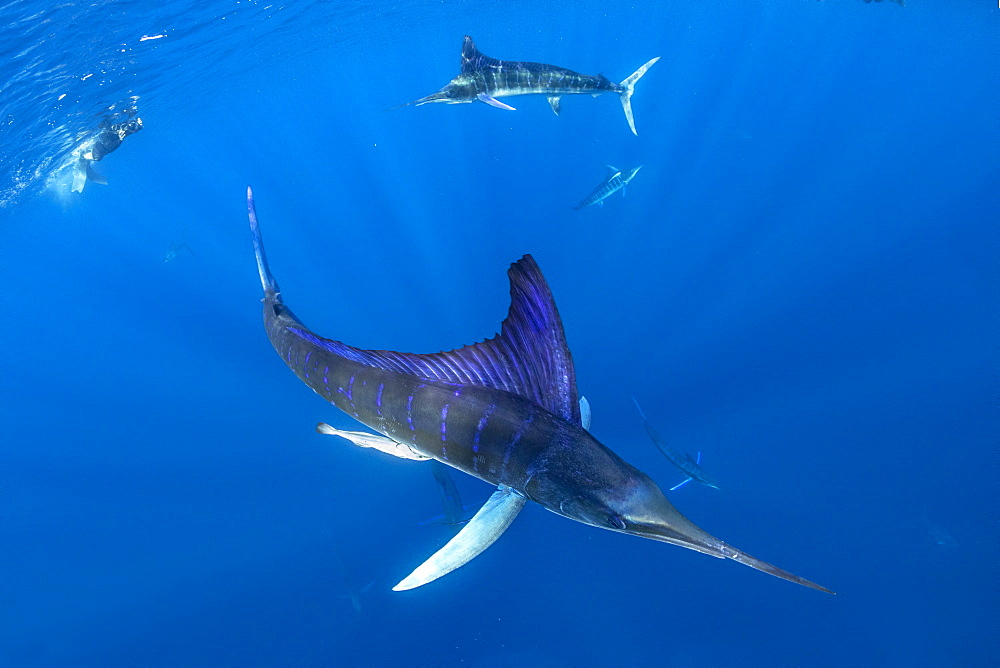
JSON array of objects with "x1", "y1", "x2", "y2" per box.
[{"x1": 1, "y1": 0, "x2": 997, "y2": 665}]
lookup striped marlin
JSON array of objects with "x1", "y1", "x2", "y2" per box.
[
  {"x1": 403, "y1": 36, "x2": 660, "y2": 135},
  {"x1": 574, "y1": 164, "x2": 643, "y2": 210},
  {"x1": 247, "y1": 187, "x2": 833, "y2": 594},
  {"x1": 633, "y1": 397, "x2": 720, "y2": 491}
]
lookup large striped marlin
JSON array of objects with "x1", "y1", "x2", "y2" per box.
[
  {"x1": 403, "y1": 36, "x2": 660, "y2": 135},
  {"x1": 247, "y1": 187, "x2": 833, "y2": 594},
  {"x1": 574, "y1": 164, "x2": 643, "y2": 210}
]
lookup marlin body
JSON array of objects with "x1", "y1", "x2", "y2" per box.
[
  {"x1": 405, "y1": 36, "x2": 660, "y2": 135},
  {"x1": 633, "y1": 398, "x2": 719, "y2": 491},
  {"x1": 247, "y1": 187, "x2": 832, "y2": 594},
  {"x1": 574, "y1": 165, "x2": 643, "y2": 210}
]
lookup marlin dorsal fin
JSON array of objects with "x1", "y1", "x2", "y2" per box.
[
  {"x1": 460, "y1": 35, "x2": 499, "y2": 73},
  {"x1": 298, "y1": 255, "x2": 583, "y2": 425}
]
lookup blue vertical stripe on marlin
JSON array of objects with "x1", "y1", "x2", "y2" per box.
[
  {"x1": 574, "y1": 164, "x2": 643, "y2": 210},
  {"x1": 247, "y1": 187, "x2": 833, "y2": 594},
  {"x1": 401, "y1": 36, "x2": 660, "y2": 135}
]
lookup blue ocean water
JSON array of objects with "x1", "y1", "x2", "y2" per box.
[{"x1": 2, "y1": 0, "x2": 997, "y2": 664}]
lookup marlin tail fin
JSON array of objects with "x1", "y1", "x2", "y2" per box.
[
  {"x1": 246, "y1": 186, "x2": 279, "y2": 294},
  {"x1": 619, "y1": 57, "x2": 660, "y2": 136}
]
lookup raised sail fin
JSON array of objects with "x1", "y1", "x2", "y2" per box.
[
  {"x1": 460, "y1": 35, "x2": 501, "y2": 73},
  {"x1": 393, "y1": 485, "x2": 526, "y2": 591},
  {"x1": 316, "y1": 422, "x2": 430, "y2": 461},
  {"x1": 296, "y1": 255, "x2": 582, "y2": 425}
]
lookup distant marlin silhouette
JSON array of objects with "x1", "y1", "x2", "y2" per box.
[
  {"x1": 247, "y1": 188, "x2": 832, "y2": 594},
  {"x1": 633, "y1": 397, "x2": 719, "y2": 491},
  {"x1": 401, "y1": 36, "x2": 659, "y2": 135},
  {"x1": 574, "y1": 164, "x2": 643, "y2": 210}
]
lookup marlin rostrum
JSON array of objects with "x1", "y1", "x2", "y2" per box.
[
  {"x1": 403, "y1": 36, "x2": 660, "y2": 135},
  {"x1": 247, "y1": 188, "x2": 832, "y2": 594},
  {"x1": 574, "y1": 164, "x2": 643, "y2": 210}
]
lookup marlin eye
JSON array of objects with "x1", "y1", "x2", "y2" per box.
[{"x1": 607, "y1": 515, "x2": 626, "y2": 530}]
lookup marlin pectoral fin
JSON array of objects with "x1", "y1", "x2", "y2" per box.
[
  {"x1": 622, "y1": 184, "x2": 628, "y2": 197},
  {"x1": 579, "y1": 396, "x2": 592, "y2": 431},
  {"x1": 547, "y1": 96, "x2": 561, "y2": 115},
  {"x1": 316, "y1": 423, "x2": 430, "y2": 461},
  {"x1": 669, "y1": 477, "x2": 693, "y2": 491},
  {"x1": 393, "y1": 485, "x2": 526, "y2": 591},
  {"x1": 477, "y1": 93, "x2": 516, "y2": 110}
]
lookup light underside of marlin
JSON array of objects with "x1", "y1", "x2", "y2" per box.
[
  {"x1": 574, "y1": 164, "x2": 643, "y2": 210},
  {"x1": 404, "y1": 36, "x2": 660, "y2": 136},
  {"x1": 247, "y1": 187, "x2": 833, "y2": 594}
]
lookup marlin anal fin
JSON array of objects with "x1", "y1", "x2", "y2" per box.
[
  {"x1": 316, "y1": 423, "x2": 430, "y2": 461},
  {"x1": 579, "y1": 396, "x2": 592, "y2": 431},
  {"x1": 393, "y1": 485, "x2": 526, "y2": 591},
  {"x1": 547, "y1": 96, "x2": 561, "y2": 115},
  {"x1": 618, "y1": 56, "x2": 660, "y2": 135},
  {"x1": 477, "y1": 93, "x2": 516, "y2": 110}
]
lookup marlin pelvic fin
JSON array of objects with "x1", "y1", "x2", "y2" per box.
[
  {"x1": 547, "y1": 96, "x2": 561, "y2": 115},
  {"x1": 579, "y1": 396, "x2": 592, "y2": 431},
  {"x1": 394, "y1": 485, "x2": 526, "y2": 591},
  {"x1": 618, "y1": 56, "x2": 660, "y2": 135},
  {"x1": 477, "y1": 93, "x2": 516, "y2": 110},
  {"x1": 302, "y1": 255, "x2": 583, "y2": 425},
  {"x1": 317, "y1": 422, "x2": 430, "y2": 461}
]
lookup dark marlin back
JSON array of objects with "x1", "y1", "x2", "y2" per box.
[
  {"x1": 247, "y1": 187, "x2": 833, "y2": 594},
  {"x1": 402, "y1": 36, "x2": 660, "y2": 135}
]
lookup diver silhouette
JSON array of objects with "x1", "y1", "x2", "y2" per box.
[{"x1": 71, "y1": 115, "x2": 143, "y2": 193}]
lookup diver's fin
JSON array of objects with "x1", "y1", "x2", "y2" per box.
[
  {"x1": 393, "y1": 485, "x2": 526, "y2": 591},
  {"x1": 618, "y1": 56, "x2": 660, "y2": 135},
  {"x1": 547, "y1": 96, "x2": 561, "y2": 115},
  {"x1": 86, "y1": 163, "x2": 108, "y2": 186},
  {"x1": 669, "y1": 477, "x2": 693, "y2": 491},
  {"x1": 477, "y1": 93, "x2": 516, "y2": 110},
  {"x1": 579, "y1": 396, "x2": 592, "y2": 431},
  {"x1": 70, "y1": 159, "x2": 88, "y2": 193},
  {"x1": 316, "y1": 422, "x2": 430, "y2": 461}
]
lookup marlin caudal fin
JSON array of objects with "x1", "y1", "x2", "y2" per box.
[
  {"x1": 247, "y1": 186, "x2": 279, "y2": 294},
  {"x1": 619, "y1": 56, "x2": 660, "y2": 135}
]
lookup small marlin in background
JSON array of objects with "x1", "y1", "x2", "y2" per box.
[
  {"x1": 573, "y1": 164, "x2": 643, "y2": 210},
  {"x1": 163, "y1": 241, "x2": 195, "y2": 263},
  {"x1": 422, "y1": 461, "x2": 476, "y2": 526},
  {"x1": 633, "y1": 398, "x2": 720, "y2": 491},
  {"x1": 401, "y1": 36, "x2": 659, "y2": 135},
  {"x1": 248, "y1": 187, "x2": 831, "y2": 594}
]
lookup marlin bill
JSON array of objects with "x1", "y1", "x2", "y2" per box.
[
  {"x1": 247, "y1": 187, "x2": 832, "y2": 594},
  {"x1": 402, "y1": 36, "x2": 659, "y2": 135},
  {"x1": 574, "y1": 164, "x2": 643, "y2": 210}
]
